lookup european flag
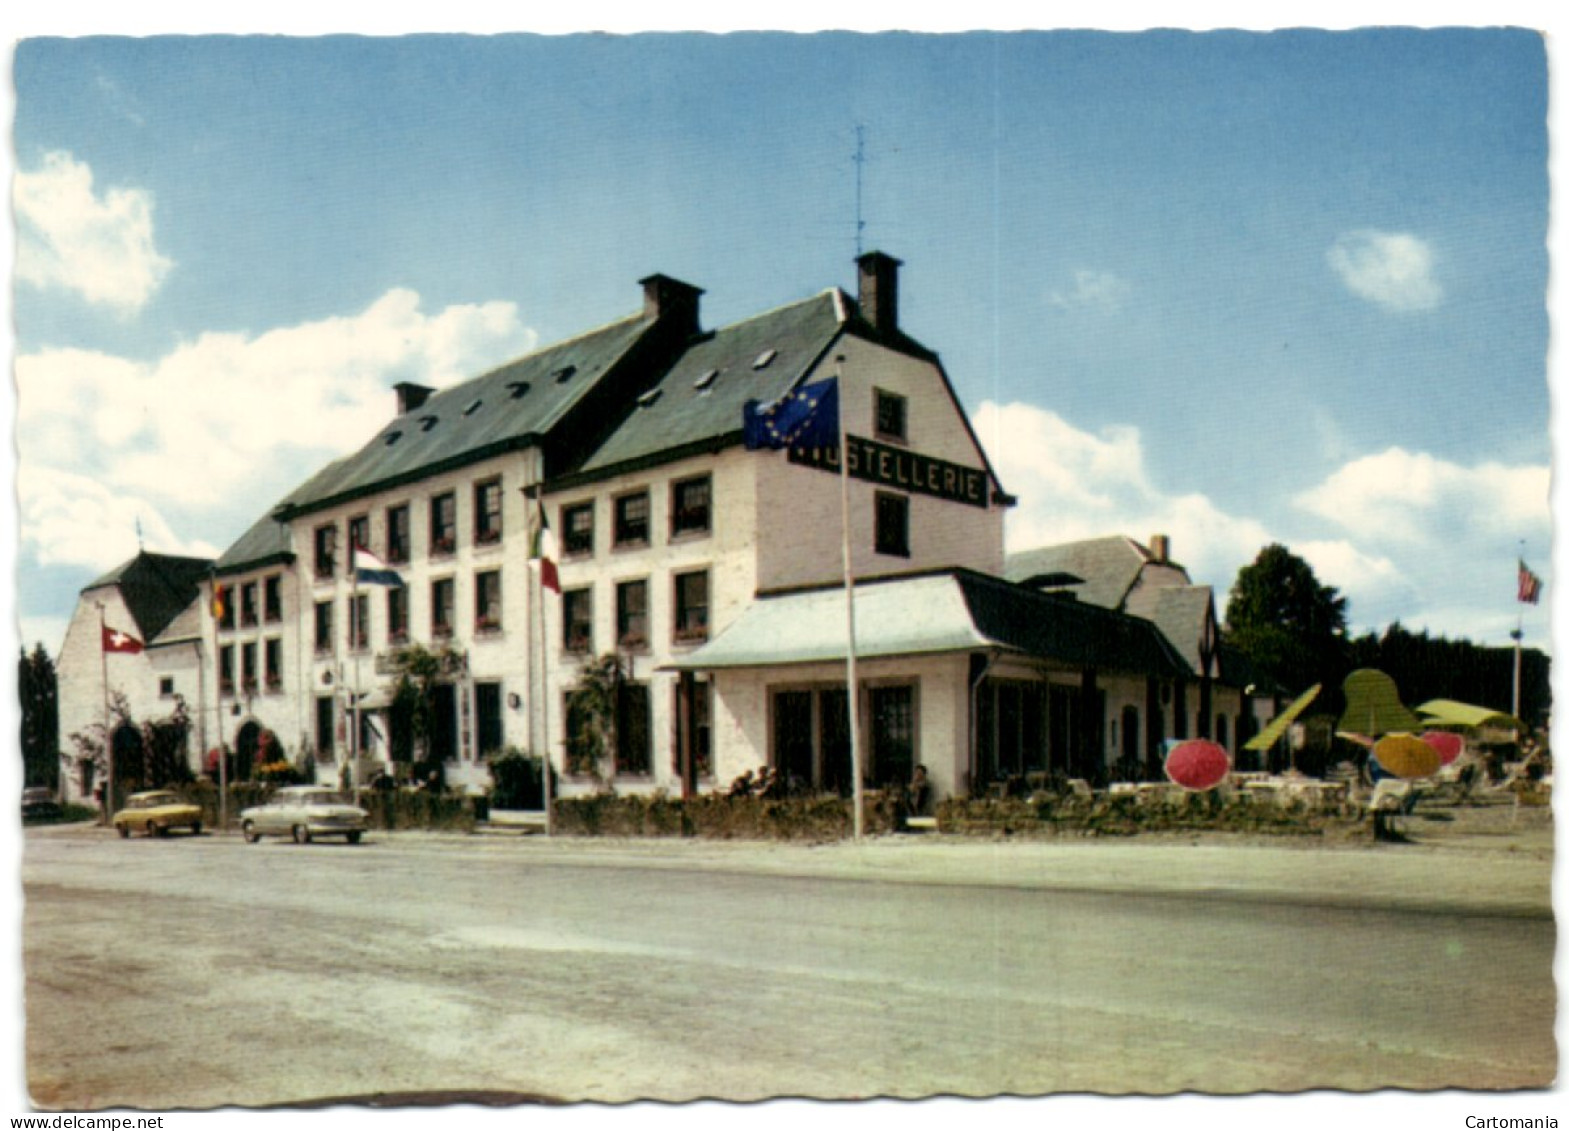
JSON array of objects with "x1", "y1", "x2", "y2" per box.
[{"x1": 743, "y1": 378, "x2": 839, "y2": 450}]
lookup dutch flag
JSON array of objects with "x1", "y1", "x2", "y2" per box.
[{"x1": 354, "y1": 545, "x2": 405, "y2": 588}]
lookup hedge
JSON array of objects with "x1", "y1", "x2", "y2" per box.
[
  {"x1": 550, "y1": 787, "x2": 1359, "y2": 841},
  {"x1": 172, "y1": 781, "x2": 479, "y2": 833},
  {"x1": 551, "y1": 792, "x2": 903, "y2": 842}
]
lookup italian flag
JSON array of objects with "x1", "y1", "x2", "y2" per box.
[{"x1": 531, "y1": 497, "x2": 560, "y2": 594}]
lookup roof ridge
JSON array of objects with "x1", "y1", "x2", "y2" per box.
[{"x1": 706, "y1": 288, "x2": 844, "y2": 336}]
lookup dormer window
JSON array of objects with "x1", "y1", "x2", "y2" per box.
[
  {"x1": 384, "y1": 430, "x2": 402, "y2": 446},
  {"x1": 637, "y1": 388, "x2": 662, "y2": 408},
  {"x1": 693, "y1": 368, "x2": 719, "y2": 391},
  {"x1": 507, "y1": 381, "x2": 531, "y2": 400},
  {"x1": 752, "y1": 348, "x2": 777, "y2": 370},
  {"x1": 553, "y1": 365, "x2": 577, "y2": 384},
  {"x1": 419, "y1": 415, "x2": 439, "y2": 432}
]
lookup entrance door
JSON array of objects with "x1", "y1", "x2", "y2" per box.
[
  {"x1": 235, "y1": 721, "x2": 261, "y2": 781},
  {"x1": 869, "y1": 685, "x2": 915, "y2": 789},
  {"x1": 818, "y1": 690, "x2": 851, "y2": 796},
  {"x1": 430, "y1": 684, "x2": 458, "y2": 763},
  {"x1": 773, "y1": 691, "x2": 813, "y2": 788}
]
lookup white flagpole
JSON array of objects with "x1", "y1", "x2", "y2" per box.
[
  {"x1": 97, "y1": 602, "x2": 112, "y2": 824},
  {"x1": 1513, "y1": 540, "x2": 1527, "y2": 723},
  {"x1": 526, "y1": 488, "x2": 555, "y2": 835},
  {"x1": 351, "y1": 551, "x2": 362, "y2": 797},
  {"x1": 211, "y1": 576, "x2": 229, "y2": 831},
  {"x1": 836, "y1": 371, "x2": 865, "y2": 840}
]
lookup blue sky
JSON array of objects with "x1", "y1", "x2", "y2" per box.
[{"x1": 9, "y1": 26, "x2": 1553, "y2": 657}]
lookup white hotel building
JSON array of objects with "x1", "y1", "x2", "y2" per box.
[{"x1": 56, "y1": 253, "x2": 1272, "y2": 807}]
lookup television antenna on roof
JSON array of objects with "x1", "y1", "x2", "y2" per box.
[{"x1": 854, "y1": 124, "x2": 867, "y2": 257}]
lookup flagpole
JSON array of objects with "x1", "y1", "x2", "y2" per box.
[
  {"x1": 97, "y1": 602, "x2": 112, "y2": 825},
  {"x1": 351, "y1": 552, "x2": 362, "y2": 798},
  {"x1": 836, "y1": 368, "x2": 865, "y2": 841},
  {"x1": 210, "y1": 574, "x2": 228, "y2": 831},
  {"x1": 526, "y1": 487, "x2": 555, "y2": 835},
  {"x1": 1513, "y1": 540, "x2": 1527, "y2": 722}
]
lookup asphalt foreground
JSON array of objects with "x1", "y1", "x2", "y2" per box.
[{"x1": 9, "y1": 800, "x2": 1561, "y2": 1131}]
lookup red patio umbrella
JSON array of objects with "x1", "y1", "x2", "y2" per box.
[
  {"x1": 1421, "y1": 730, "x2": 1464, "y2": 767},
  {"x1": 1165, "y1": 739, "x2": 1231, "y2": 791}
]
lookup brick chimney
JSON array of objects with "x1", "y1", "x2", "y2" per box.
[
  {"x1": 1149, "y1": 534, "x2": 1170, "y2": 564},
  {"x1": 639, "y1": 274, "x2": 704, "y2": 336},
  {"x1": 857, "y1": 250, "x2": 903, "y2": 335},
  {"x1": 395, "y1": 382, "x2": 435, "y2": 415}
]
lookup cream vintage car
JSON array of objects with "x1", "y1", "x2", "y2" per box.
[
  {"x1": 240, "y1": 786, "x2": 368, "y2": 845},
  {"x1": 112, "y1": 790, "x2": 203, "y2": 837}
]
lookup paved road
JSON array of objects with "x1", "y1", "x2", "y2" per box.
[{"x1": 20, "y1": 820, "x2": 1557, "y2": 1109}]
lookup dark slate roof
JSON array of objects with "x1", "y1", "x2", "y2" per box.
[
  {"x1": 1006, "y1": 536, "x2": 1152, "y2": 610},
  {"x1": 215, "y1": 504, "x2": 295, "y2": 576},
  {"x1": 276, "y1": 313, "x2": 657, "y2": 518},
  {"x1": 575, "y1": 290, "x2": 846, "y2": 477},
  {"x1": 83, "y1": 552, "x2": 213, "y2": 644},
  {"x1": 956, "y1": 568, "x2": 1187, "y2": 677}
]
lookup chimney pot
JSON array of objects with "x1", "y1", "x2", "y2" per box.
[{"x1": 857, "y1": 250, "x2": 904, "y2": 335}]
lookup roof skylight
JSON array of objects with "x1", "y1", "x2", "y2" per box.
[
  {"x1": 384, "y1": 431, "x2": 402, "y2": 446},
  {"x1": 637, "y1": 388, "x2": 662, "y2": 408},
  {"x1": 507, "y1": 381, "x2": 531, "y2": 400},
  {"x1": 553, "y1": 365, "x2": 577, "y2": 383},
  {"x1": 693, "y1": 368, "x2": 719, "y2": 391},
  {"x1": 419, "y1": 416, "x2": 439, "y2": 432},
  {"x1": 752, "y1": 348, "x2": 778, "y2": 370},
  {"x1": 463, "y1": 399, "x2": 483, "y2": 416}
]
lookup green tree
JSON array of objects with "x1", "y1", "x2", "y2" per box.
[
  {"x1": 19, "y1": 644, "x2": 59, "y2": 788},
  {"x1": 1224, "y1": 544, "x2": 1350, "y2": 695}
]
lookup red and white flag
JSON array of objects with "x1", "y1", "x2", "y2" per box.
[
  {"x1": 1518, "y1": 559, "x2": 1543, "y2": 605},
  {"x1": 530, "y1": 497, "x2": 561, "y2": 595},
  {"x1": 102, "y1": 625, "x2": 145, "y2": 654}
]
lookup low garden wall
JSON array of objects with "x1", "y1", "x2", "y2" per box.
[
  {"x1": 172, "y1": 781, "x2": 480, "y2": 833},
  {"x1": 935, "y1": 788, "x2": 1361, "y2": 838},
  {"x1": 550, "y1": 792, "x2": 903, "y2": 841},
  {"x1": 165, "y1": 781, "x2": 1364, "y2": 841}
]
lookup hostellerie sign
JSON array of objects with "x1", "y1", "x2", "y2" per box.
[{"x1": 788, "y1": 434, "x2": 990, "y2": 508}]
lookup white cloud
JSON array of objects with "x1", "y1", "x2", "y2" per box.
[
  {"x1": 1048, "y1": 269, "x2": 1132, "y2": 312},
  {"x1": 14, "y1": 151, "x2": 173, "y2": 314},
  {"x1": 1326, "y1": 230, "x2": 1442, "y2": 312},
  {"x1": 16, "y1": 289, "x2": 538, "y2": 570},
  {"x1": 971, "y1": 400, "x2": 1543, "y2": 645},
  {"x1": 1293, "y1": 447, "x2": 1549, "y2": 545},
  {"x1": 17, "y1": 465, "x2": 220, "y2": 574},
  {"x1": 975, "y1": 400, "x2": 1277, "y2": 593}
]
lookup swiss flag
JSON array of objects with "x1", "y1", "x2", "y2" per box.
[{"x1": 102, "y1": 625, "x2": 145, "y2": 654}]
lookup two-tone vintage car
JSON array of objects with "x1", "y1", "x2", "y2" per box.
[
  {"x1": 239, "y1": 786, "x2": 369, "y2": 845},
  {"x1": 112, "y1": 790, "x2": 204, "y2": 837}
]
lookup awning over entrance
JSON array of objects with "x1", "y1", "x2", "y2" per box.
[
  {"x1": 667, "y1": 574, "x2": 988, "y2": 670},
  {"x1": 665, "y1": 568, "x2": 1186, "y2": 676}
]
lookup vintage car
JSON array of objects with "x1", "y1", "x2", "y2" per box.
[
  {"x1": 21, "y1": 786, "x2": 62, "y2": 821},
  {"x1": 240, "y1": 786, "x2": 368, "y2": 845},
  {"x1": 112, "y1": 790, "x2": 203, "y2": 837}
]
